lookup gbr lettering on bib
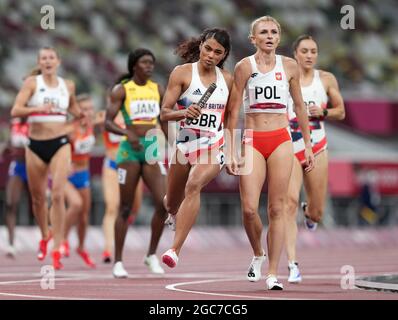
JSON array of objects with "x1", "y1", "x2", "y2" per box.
[
  {"x1": 185, "y1": 110, "x2": 221, "y2": 133},
  {"x1": 129, "y1": 100, "x2": 160, "y2": 121}
]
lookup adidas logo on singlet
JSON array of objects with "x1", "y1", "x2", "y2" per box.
[
  {"x1": 40, "y1": 88, "x2": 45, "y2": 92},
  {"x1": 192, "y1": 88, "x2": 202, "y2": 95},
  {"x1": 251, "y1": 73, "x2": 258, "y2": 78}
]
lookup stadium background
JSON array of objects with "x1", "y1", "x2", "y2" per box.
[{"x1": 0, "y1": 0, "x2": 397, "y2": 229}]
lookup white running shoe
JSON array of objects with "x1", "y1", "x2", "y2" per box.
[
  {"x1": 165, "y1": 214, "x2": 176, "y2": 231},
  {"x1": 265, "y1": 275, "x2": 284, "y2": 290},
  {"x1": 288, "y1": 262, "x2": 302, "y2": 283},
  {"x1": 302, "y1": 202, "x2": 318, "y2": 231},
  {"x1": 161, "y1": 249, "x2": 178, "y2": 268},
  {"x1": 144, "y1": 254, "x2": 165, "y2": 274},
  {"x1": 247, "y1": 250, "x2": 266, "y2": 282},
  {"x1": 112, "y1": 261, "x2": 128, "y2": 278},
  {"x1": 5, "y1": 245, "x2": 16, "y2": 258}
]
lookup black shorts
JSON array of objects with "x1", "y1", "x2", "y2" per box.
[{"x1": 28, "y1": 136, "x2": 70, "y2": 164}]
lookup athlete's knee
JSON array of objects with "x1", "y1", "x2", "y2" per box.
[
  {"x1": 105, "y1": 202, "x2": 119, "y2": 218},
  {"x1": 184, "y1": 178, "x2": 202, "y2": 197},
  {"x1": 30, "y1": 193, "x2": 46, "y2": 208},
  {"x1": 242, "y1": 205, "x2": 258, "y2": 221},
  {"x1": 5, "y1": 201, "x2": 18, "y2": 214},
  {"x1": 69, "y1": 197, "x2": 83, "y2": 213},
  {"x1": 308, "y1": 206, "x2": 323, "y2": 222},
  {"x1": 286, "y1": 196, "x2": 299, "y2": 217},
  {"x1": 119, "y1": 203, "x2": 132, "y2": 221},
  {"x1": 51, "y1": 188, "x2": 65, "y2": 205},
  {"x1": 268, "y1": 201, "x2": 285, "y2": 221}
]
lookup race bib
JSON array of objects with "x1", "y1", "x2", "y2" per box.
[
  {"x1": 184, "y1": 110, "x2": 221, "y2": 133},
  {"x1": 74, "y1": 135, "x2": 95, "y2": 154},
  {"x1": 129, "y1": 100, "x2": 160, "y2": 120}
]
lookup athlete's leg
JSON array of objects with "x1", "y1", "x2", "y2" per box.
[
  {"x1": 128, "y1": 178, "x2": 143, "y2": 224},
  {"x1": 141, "y1": 163, "x2": 167, "y2": 256},
  {"x1": 5, "y1": 175, "x2": 24, "y2": 247},
  {"x1": 76, "y1": 187, "x2": 91, "y2": 251},
  {"x1": 164, "y1": 150, "x2": 191, "y2": 215},
  {"x1": 101, "y1": 165, "x2": 119, "y2": 255},
  {"x1": 266, "y1": 140, "x2": 294, "y2": 276},
  {"x1": 63, "y1": 181, "x2": 83, "y2": 240},
  {"x1": 114, "y1": 162, "x2": 141, "y2": 262},
  {"x1": 285, "y1": 157, "x2": 303, "y2": 263},
  {"x1": 48, "y1": 144, "x2": 71, "y2": 251},
  {"x1": 25, "y1": 147, "x2": 50, "y2": 240},
  {"x1": 171, "y1": 151, "x2": 221, "y2": 255},
  {"x1": 239, "y1": 144, "x2": 267, "y2": 257},
  {"x1": 303, "y1": 150, "x2": 328, "y2": 223}
]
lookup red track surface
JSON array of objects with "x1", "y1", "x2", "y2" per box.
[{"x1": 1, "y1": 227, "x2": 397, "y2": 300}]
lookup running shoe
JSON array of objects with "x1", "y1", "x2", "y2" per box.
[
  {"x1": 112, "y1": 261, "x2": 128, "y2": 278},
  {"x1": 161, "y1": 249, "x2": 178, "y2": 268},
  {"x1": 37, "y1": 232, "x2": 52, "y2": 261},
  {"x1": 6, "y1": 245, "x2": 16, "y2": 258},
  {"x1": 302, "y1": 202, "x2": 318, "y2": 231},
  {"x1": 77, "y1": 248, "x2": 96, "y2": 268},
  {"x1": 59, "y1": 240, "x2": 70, "y2": 258},
  {"x1": 52, "y1": 250, "x2": 63, "y2": 270},
  {"x1": 144, "y1": 254, "x2": 165, "y2": 274},
  {"x1": 102, "y1": 250, "x2": 112, "y2": 264},
  {"x1": 265, "y1": 275, "x2": 283, "y2": 290},
  {"x1": 288, "y1": 261, "x2": 302, "y2": 283},
  {"x1": 164, "y1": 214, "x2": 176, "y2": 231},
  {"x1": 247, "y1": 250, "x2": 266, "y2": 282}
]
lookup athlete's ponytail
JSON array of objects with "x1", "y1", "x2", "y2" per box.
[
  {"x1": 27, "y1": 66, "x2": 42, "y2": 77},
  {"x1": 116, "y1": 48, "x2": 156, "y2": 85},
  {"x1": 175, "y1": 28, "x2": 231, "y2": 69}
]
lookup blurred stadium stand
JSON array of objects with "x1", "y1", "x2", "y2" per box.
[{"x1": 0, "y1": 0, "x2": 397, "y2": 227}]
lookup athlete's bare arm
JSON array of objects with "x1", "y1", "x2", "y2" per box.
[
  {"x1": 11, "y1": 76, "x2": 52, "y2": 117},
  {"x1": 157, "y1": 83, "x2": 169, "y2": 139},
  {"x1": 321, "y1": 71, "x2": 345, "y2": 120},
  {"x1": 284, "y1": 57, "x2": 315, "y2": 171},
  {"x1": 225, "y1": 58, "x2": 251, "y2": 175},
  {"x1": 160, "y1": 65, "x2": 201, "y2": 122},
  {"x1": 105, "y1": 84, "x2": 128, "y2": 136},
  {"x1": 65, "y1": 80, "x2": 83, "y2": 119}
]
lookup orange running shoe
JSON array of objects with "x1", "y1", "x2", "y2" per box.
[
  {"x1": 37, "y1": 231, "x2": 52, "y2": 261},
  {"x1": 52, "y1": 250, "x2": 63, "y2": 270},
  {"x1": 77, "y1": 248, "x2": 96, "y2": 268},
  {"x1": 102, "y1": 250, "x2": 112, "y2": 264}
]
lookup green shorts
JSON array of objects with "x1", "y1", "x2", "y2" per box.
[{"x1": 116, "y1": 136, "x2": 160, "y2": 165}]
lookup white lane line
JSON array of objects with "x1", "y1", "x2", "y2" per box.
[{"x1": 165, "y1": 273, "x2": 398, "y2": 300}]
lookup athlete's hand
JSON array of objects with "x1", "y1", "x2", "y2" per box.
[
  {"x1": 308, "y1": 105, "x2": 323, "y2": 118},
  {"x1": 185, "y1": 103, "x2": 202, "y2": 120},
  {"x1": 303, "y1": 146, "x2": 315, "y2": 173},
  {"x1": 126, "y1": 131, "x2": 143, "y2": 151},
  {"x1": 226, "y1": 156, "x2": 239, "y2": 176},
  {"x1": 35, "y1": 103, "x2": 54, "y2": 114}
]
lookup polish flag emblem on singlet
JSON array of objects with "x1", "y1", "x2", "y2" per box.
[{"x1": 275, "y1": 72, "x2": 282, "y2": 81}]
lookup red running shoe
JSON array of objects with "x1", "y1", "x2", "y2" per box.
[
  {"x1": 52, "y1": 250, "x2": 63, "y2": 270},
  {"x1": 60, "y1": 240, "x2": 70, "y2": 258},
  {"x1": 37, "y1": 232, "x2": 52, "y2": 261},
  {"x1": 77, "y1": 248, "x2": 96, "y2": 268}
]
